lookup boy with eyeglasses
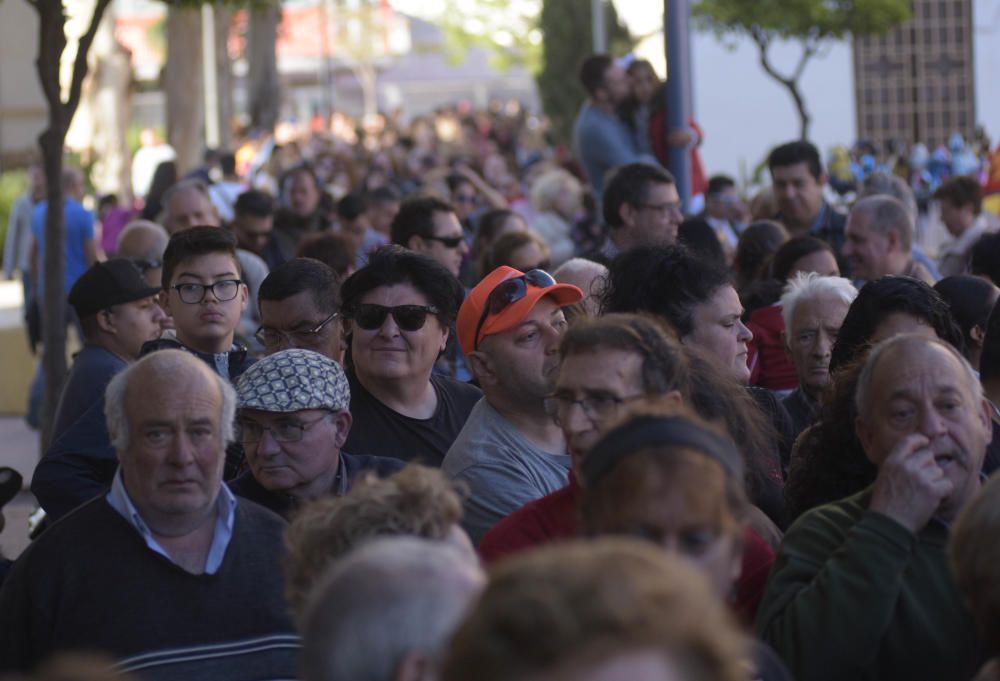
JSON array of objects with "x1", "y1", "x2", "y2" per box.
[{"x1": 142, "y1": 226, "x2": 254, "y2": 381}]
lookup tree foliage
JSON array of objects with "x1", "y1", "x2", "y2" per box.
[
  {"x1": 536, "y1": 0, "x2": 633, "y2": 148},
  {"x1": 693, "y1": 0, "x2": 911, "y2": 138},
  {"x1": 432, "y1": 0, "x2": 543, "y2": 73}
]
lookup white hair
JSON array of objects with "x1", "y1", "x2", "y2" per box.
[
  {"x1": 300, "y1": 536, "x2": 484, "y2": 681},
  {"x1": 855, "y1": 334, "x2": 983, "y2": 420},
  {"x1": 105, "y1": 349, "x2": 237, "y2": 452},
  {"x1": 780, "y1": 272, "x2": 859, "y2": 332}
]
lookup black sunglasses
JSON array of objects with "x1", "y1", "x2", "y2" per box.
[
  {"x1": 422, "y1": 234, "x2": 465, "y2": 249},
  {"x1": 352, "y1": 304, "x2": 440, "y2": 332},
  {"x1": 473, "y1": 269, "x2": 556, "y2": 350}
]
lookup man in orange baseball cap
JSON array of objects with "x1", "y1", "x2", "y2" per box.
[{"x1": 443, "y1": 267, "x2": 582, "y2": 545}]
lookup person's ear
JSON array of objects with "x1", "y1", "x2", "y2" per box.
[
  {"x1": 393, "y1": 651, "x2": 434, "y2": 681},
  {"x1": 159, "y1": 289, "x2": 173, "y2": 316},
  {"x1": 619, "y1": 202, "x2": 636, "y2": 229},
  {"x1": 466, "y1": 350, "x2": 496, "y2": 385},
  {"x1": 96, "y1": 309, "x2": 116, "y2": 335},
  {"x1": 662, "y1": 389, "x2": 683, "y2": 406},
  {"x1": 407, "y1": 234, "x2": 425, "y2": 253},
  {"x1": 238, "y1": 282, "x2": 249, "y2": 312},
  {"x1": 971, "y1": 324, "x2": 987, "y2": 348},
  {"x1": 330, "y1": 410, "x2": 353, "y2": 449},
  {"x1": 440, "y1": 325, "x2": 449, "y2": 353},
  {"x1": 886, "y1": 228, "x2": 901, "y2": 253}
]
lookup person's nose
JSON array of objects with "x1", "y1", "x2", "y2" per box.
[
  {"x1": 256, "y1": 428, "x2": 281, "y2": 458},
  {"x1": 813, "y1": 330, "x2": 833, "y2": 359},
  {"x1": 737, "y1": 320, "x2": 753, "y2": 343},
  {"x1": 918, "y1": 405, "x2": 948, "y2": 439},
  {"x1": 376, "y1": 312, "x2": 401, "y2": 338},
  {"x1": 167, "y1": 432, "x2": 196, "y2": 467}
]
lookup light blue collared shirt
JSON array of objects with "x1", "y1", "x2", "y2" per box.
[{"x1": 106, "y1": 469, "x2": 237, "y2": 575}]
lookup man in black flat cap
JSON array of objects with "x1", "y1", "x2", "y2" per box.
[
  {"x1": 32, "y1": 260, "x2": 165, "y2": 520},
  {"x1": 50, "y1": 259, "x2": 166, "y2": 441}
]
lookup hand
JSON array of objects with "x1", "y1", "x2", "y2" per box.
[
  {"x1": 868, "y1": 434, "x2": 953, "y2": 534},
  {"x1": 667, "y1": 129, "x2": 693, "y2": 147}
]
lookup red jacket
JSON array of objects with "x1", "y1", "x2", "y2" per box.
[
  {"x1": 478, "y1": 477, "x2": 775, "y2": 624},
  {"x1": 746, "y1": 304, "x2": 799, "y2": 391}
]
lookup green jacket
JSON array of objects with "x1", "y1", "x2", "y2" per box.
[{"x1": 755, "y1": 488, "x2": 981, "y2": 681}]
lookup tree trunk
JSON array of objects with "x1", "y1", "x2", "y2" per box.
[
  {"x1": 164, "y1": 5, "x2": 204, "y2": 176},
  {"x1": 32, "y1": 0, "x2": 111, "y2": 449},
  {"x1": 215, "y1": 6, "x2": 234, "y2": 151},
  {"x1": 248, "y1": 0, "x2": 281, "y2": 133},
  {"x1": 751, "y1": 31, "x2": 813, "y2": 141}
]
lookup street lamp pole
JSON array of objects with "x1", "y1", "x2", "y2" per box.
[{"x1": 664, "y1": 0, "x2": 693, "y2": 207}]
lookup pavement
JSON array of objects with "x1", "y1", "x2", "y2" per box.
[
  {"x1": 0, "y1": 280, "x2": 41, "y2": 561},
  {"x1": 1, "y1": 416, "x2": 39, "y2": 561}
]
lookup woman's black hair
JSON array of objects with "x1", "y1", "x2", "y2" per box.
[
  {"x1": 339, "y1": 245, "x2": 465, "y2": 327},
  {"x1": 830, "y1": 275, "x2": 964, "y2": 372},
  {"x1": 600, "y1": 245, "x2": 731, "y2": 337}
]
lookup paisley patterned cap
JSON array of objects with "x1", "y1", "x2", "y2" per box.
[{"x1": 236, "y1": 349, "x2": 350, "y2": 413}]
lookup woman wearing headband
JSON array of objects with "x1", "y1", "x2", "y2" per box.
[{"x1": 580, "y1": 402, "x2": 792, "y2": 681}]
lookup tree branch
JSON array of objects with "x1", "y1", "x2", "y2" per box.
[
  {"x1": 33, "y1": 0, "x2": 65, "y2": 115},
  {"x1": 66, "y1": 0, "x2": 113, "y2": 120}
]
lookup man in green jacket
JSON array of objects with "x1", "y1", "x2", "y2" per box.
[{"x1": 757, "y1": 333, "x2": 990, "y2": 681}]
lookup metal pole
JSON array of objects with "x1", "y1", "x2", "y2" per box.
[
  {"x1": 202, "y1": 3, "x2": 220, "y2": 149},
  {"x1": 664, "y1": 0, "x2": 693, "y2": 207},
  {"x1": 592, "y1": 0, "x2": 606, "y2": 53}
]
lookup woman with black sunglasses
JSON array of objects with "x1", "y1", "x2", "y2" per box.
[{"x1": 338, "y1": 246, "x2": 482, "y2": 467}]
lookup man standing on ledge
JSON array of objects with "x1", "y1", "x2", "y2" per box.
[{"x1": 573, "y1": 54, "x2": 657, "y2": 200}]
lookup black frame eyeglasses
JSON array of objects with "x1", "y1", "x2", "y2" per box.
[
  {"x1": 254, "y1": 312, "x2": 339, "y2": 349},
  {"x1": 422, "y1": 234, "x2": 465, "y2": 249},
  {"x1": 351, "y1": 304, "x2": 440, "y2": 332},
  {"x1": 473, "y1": 269, "x2": 556, "y2": 350},
  {"x1": 171, "y1": 279, "x2": 243, "y2": 304}
]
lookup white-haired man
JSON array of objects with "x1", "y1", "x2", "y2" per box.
[
  {"x1": 757, "y1": 334, "x2": 990, "y2": 681},
  {"x1": 300, "y1": 536, "x2": 485, "y2": 681},
  {"x1": 779, "y1": 272, "x2": 858, "y2": 438},
  {"x1": 0, "y1": 350, "x2": 298, "y2": 677}
]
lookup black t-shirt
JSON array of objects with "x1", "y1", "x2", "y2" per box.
[{"x1": 343, "y1": 370, "x2": 482, "y2": 467}]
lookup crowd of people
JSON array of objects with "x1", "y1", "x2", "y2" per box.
[{"x1": 3, "y1": 50, "x2": 1000, "y2": 681}]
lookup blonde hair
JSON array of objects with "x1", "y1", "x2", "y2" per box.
[
  {"x1": 441, "y1": 539, "x2": 749, "y2": 681},
  {"x1": 283, "y1": 464, "x2": 464, "y2": 620}
]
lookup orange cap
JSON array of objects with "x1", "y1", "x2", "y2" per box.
[{"x1": 457, "y1": 266, "x2": 584, "y2": 355}]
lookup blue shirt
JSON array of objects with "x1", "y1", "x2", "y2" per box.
[
  {"x1": 31, "y1": 198, "x2": 94, "y2": 296},
  {"x1": 106, "y1": 469, "x2": 237, "y2": 574},
  {"x1": 573, "y1": 102, "x2": 656, "y2": 198}
]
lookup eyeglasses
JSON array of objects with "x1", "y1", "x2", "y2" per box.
[
  {"x1": 637, "y1": 202, "x2": 683, "y2": 218},
  {"x1": 131, "y1": 258, "x2": 162, "y2": 274},
  {"x1": 238, "y1": 413, "x2": 332, "y2": 443},
  {"x1": 473, "y1": 269, "x2": 556, "y2": 350},
  {"x1": 422, "y1": 234, "x2": 465, "y2": 249},
  {"x1": 171, "y1": 279, "x2": 243, "y2": 304},
  {"x1": 254, "y1": 312, "x2": 339, "y2": 350},
  {"x1": 351, "y1": 304, "x2": 440, "y2": 332},
  {"x1": 543, "y1": 393, "x2": 646, "y2": 426}
]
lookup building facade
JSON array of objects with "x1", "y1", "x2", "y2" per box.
[{"x1": 853, "y1": 0, "x2": 976, "y2": 150}]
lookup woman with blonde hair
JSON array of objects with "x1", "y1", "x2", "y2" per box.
[{"x1": 529, "y1": 169, "x2": 582, "y2": 267}]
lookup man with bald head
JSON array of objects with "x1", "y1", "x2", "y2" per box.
[
  {"x1": 843, "y1": 195, "x2": 936, "y2": 285},
  {"x1": 116, "y1": 220, "x2": 169, "y2": 288},
  {"x1": 0, "y1": 350, "x2": 298, "y2": 677},
  {"x1": 757, "y1": 334, "x2": 989, "y2": 681}
]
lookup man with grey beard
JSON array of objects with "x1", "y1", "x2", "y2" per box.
[{"x1": 757, "y1": 334, "x2": 990, "y2": 681}]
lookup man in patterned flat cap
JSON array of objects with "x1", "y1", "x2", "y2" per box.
[{"x1": 229, "y1": 348, "x2": 404, "y2": 517}]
